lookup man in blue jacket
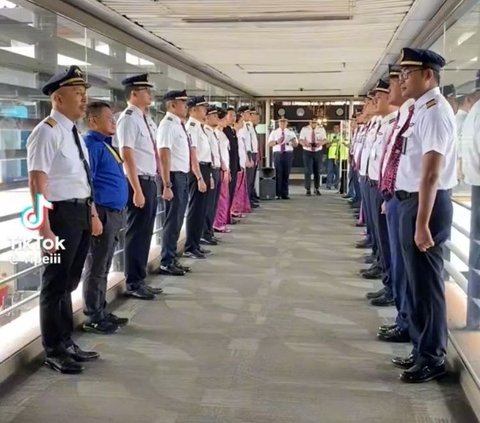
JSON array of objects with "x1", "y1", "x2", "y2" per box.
[{"x1": 82, "y1": 102, "x2": 129, "y2": 334}]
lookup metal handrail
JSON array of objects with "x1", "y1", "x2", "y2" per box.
[
  {"x1": 452, "y1": 196, "x2": 471, "y2": 211},
  {"x1": 445, "y1": 240, "x2": 469, "y2": 267},
  {"x1": 0, "y1": 204, "x2": 164, "y2": 302}
]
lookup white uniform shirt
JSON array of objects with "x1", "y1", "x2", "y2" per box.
[
  {"x1": 396, "y1": 87, "x2": 457, "y2": 192},
  {"x1": 186, "y1": 117, "x2": 212, "y2": 163},
  {"x1": 156, "y1": 111, "x2": 190, "y2": 173},
  {"x1": 381, "y1": 99, "x2": 415, "y2": 178},
  {"x1": 268, "y1": 128, "x2": 297, "y2": 153},
  {"x1": 115, "y1": 104, "x2": 157, "y2": 176},
  {"x1": 461, "y1": 99, "x2": 480, "y2": 186},
  {"x1": 237, "y1": 123, "x2": 252, "y2": 155},
  {"x1": 352, "y1": 124, "x2": 367, "y2": 166},
  {"x1": 359, "y1": 117, "x2": 381, "y2": 176},
  {"x1": 455, "y1": 109, "x2": 469, "y2": 159},
  {"x1": 204, "y1": 125, "x2": 221, "y2": 168},
  {"x1": 299, "y1": 125, "x2": 327, "y2": 152},
  {"x1": 367, "y1": 111, "x2": 398, "y2": 181},
  {"x1": 215, "y1": 128, "x2": 230, "y2": 170},
  {"x1": 27, "y1": 110, "x2": 91, "y2": 201},
  {"x1": 238, "y1": 131, "x2": 248, "y2": 168},
  {"x1": 246, "y1": 122, "x2": 259, "y2": 153}
]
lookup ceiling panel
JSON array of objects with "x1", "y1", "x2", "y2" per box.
[{"x1": 98, "y1": 0, "x2": 441, "y2": 96}]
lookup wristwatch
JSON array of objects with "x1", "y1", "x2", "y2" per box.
[
  {"x1": 197, "y1": 176, "x2": 203, "y2": 182},
  {"x1": 165, "y1": 182, "x2": 172, "y2": 189}
]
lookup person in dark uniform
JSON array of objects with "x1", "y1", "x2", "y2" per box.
[
  {"x1": 116, "y1": 74, "x2": 164, "y2": 300},
  {"x1": 82, "y1": 102, "x2": 129, "y2": 335},
  {"x1": 156, "y1": 90, "x2": 191, "y2": 276},
  {"x1": 223, "y1": 107, "x2": 240, "y2": 220},
  {"x1": 202, "y1": 105, "x2": 222, "y2": 245},
  {"x1": 267, "y1": 118, "x2": 298, "y2": 199},
  {"x1": 184, "y1": 96, "x2": 210, "y2": 259},
  {"x1": 27, "y1": 65, "x2": 100, "y2": 373},
  {"x1": 394, "y1": 48, "x2": 457, "y2": 383},
  {"x1": 246, "y1": 107, "x2": 260, "y2": 206}
]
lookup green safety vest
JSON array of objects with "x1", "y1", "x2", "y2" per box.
[{"x1": 327, "y1": 133, "x2": 349, "y2": 160}]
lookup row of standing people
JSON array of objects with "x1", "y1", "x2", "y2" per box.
[
  {"x1": 346, "y1": 47, "x2": 457, "y2": 384},
  {"x1": 26, "y1": 68, "x2": 261, "y2": 374}
]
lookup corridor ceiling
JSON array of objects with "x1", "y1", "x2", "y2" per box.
[{"x1": 98, "y1": 0, "x2": 446, "y2": 97}]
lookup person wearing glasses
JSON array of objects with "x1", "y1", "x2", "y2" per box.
[
  {"x1": 115, "y1": 74, "x2": 164, "y2": 300},
  {"x1": 394, "y1": 48, "x2": 457, "y2": 383}
]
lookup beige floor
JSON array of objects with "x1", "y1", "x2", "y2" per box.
[{"x1": 0, "y1": 188, "x2": 476, "y2": 423}]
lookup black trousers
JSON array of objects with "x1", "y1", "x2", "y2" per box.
[
  {"x1": 204, "y1": 167, "x2": 221, "y2": 240},
  {"x1": 398, "y1": 190, "x2": 452, "y2": 365},
  {"x1": 247, "y1": 152, "x2": 258, "y2": 204},
  {"x1": 161, "y1": 172, "x2": 189, "y2": 267},
  {"x1": 273, "y1": 151, "x2": 293, "y2": 198},
  {"x1": 124, "y1": 178, "x2": 157, "y2": 291},
  {"x1": 229, "y1": 166, "x2": 239, "y2": 212},
  {"x1": 339, "y1": 160, "x2": 348, "y2": 194},
  {"x1": 82, "y1": 206, "x2": 124, "y2": 323},
  {"x1": 41, "y1": 201, "x2": 91, "y2": 354},
  {"x1": 303, "y1": 150, "x2": 321, "y2": 191},
  {"x1": 368, "y1": 183, "x2": 392, "y2": 297},
  {"x1": 185, "y1": 163, "x2": 211, "y2": 252}
]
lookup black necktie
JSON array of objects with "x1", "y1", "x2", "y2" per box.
[{"x1": 72, "y1": 125, "x2": 94, "y2": 200}]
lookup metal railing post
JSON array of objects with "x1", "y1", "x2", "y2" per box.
[{"x1": 467, "y1": 185, "x2": 480, "y2": 329}]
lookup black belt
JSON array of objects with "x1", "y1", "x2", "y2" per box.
[
  {"x1": 98, "y1": 205, "x2": 123, "y2": 214},
  {"x1": 53, "y1": 198, "x2": 92, "y2": 206},
  {"x1": 199, "y1": 162, "x2": 212, "y2": 167},
  {"x1": 368, "y1": 179, "x2": 378, "y2": 187},
  {"x1": 395, "y1": 190, "x2": 418, "y2": 201},
  {"x1": 138, "y1": 175, "x2": 156, "y2": 182}
]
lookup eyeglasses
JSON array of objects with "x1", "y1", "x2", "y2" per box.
[{"x1": 399, "y1": 68, "x2": 424, "y2": 80}]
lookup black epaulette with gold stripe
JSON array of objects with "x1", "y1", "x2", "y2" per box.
[
  {"x1": 189, "y1": 122, "x2": 196, "y2": 127},
  {"x1": 125, "y1": 109, "x2": 133, "y2": 115},
  {"x1": 425, "y1": 99, "x2": 437, "y2": 109},
  {"x1": 167, "y1": 117, "x2": 173, "y2": 121},
  {"x1": 389, "y1": 117, "x2": 396, "y2": 124},
  {"x1": 43, "y1": 117, "x2": 57, "y2": 128}
]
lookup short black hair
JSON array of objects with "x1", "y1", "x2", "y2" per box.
[{"x1": 86, "y1": 101, "x2": 111, "y2": 119}]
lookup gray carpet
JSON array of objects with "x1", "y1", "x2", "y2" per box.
[{"x1": 0, "y1": 189, "x2": 476, "y2": 423}]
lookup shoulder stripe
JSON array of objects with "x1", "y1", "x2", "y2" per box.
[
  {"x1": 166, "y1": 117, "x2": 173, "y2": 121},
  {"x1": 43, "y1": 117, "x2": 57, "y2": 128},
  {"x1": 425, "y1": 99, "x2": 437, "y2": 109},
  {"x1": 189, "y1": 122, "x2": 196, "y2": 127},
  {"x1": 125, "y1": 109, "x2": 133, "y2": 115}
]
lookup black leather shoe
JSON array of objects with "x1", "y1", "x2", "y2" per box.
[
  {"x1": 145, "y1": 285, "x2": 165, "y2": 294},
  {"x1": 378, "y1": 323, "x2": 397, "y2": 333},
  {"x1": 392, "y1": 353, "x2": 416, "y2": 370},
  {"x1": 377, "y1": 327, "x2": 410, "y2": 342},
  {"x1": 370, "y1": 295, "x2": 395, "y2": 306},
  {"x1": 251, "y1": 203, "x2": 260, "y2": 208},
  {"x1": 198, "y1": 247, "x2": 211, "y2": 255},
  {"x1": 306, "y1": 190, "x2": 312, "y2": 196},
  {"x1": 44, "y1": 355, "x2": 84, "y2": 374},
  {"x1": 315, "y1": 189, "x2": 322, "y2": 196},
  {"x1": 362, "y1": 269, "x2": 383, "y2": 280},
  {"x1": 107, "y1": 313, "x2": 129, "y2": 326},
  {"x1": 66, "y1": 344, "x2": 100, "y2": 362},
  {"x1": 281, "y1": 196, "x2": 290, "y2": 200},
  {"x1": 174, "y1": 260, "x2": 191, "y2": 273},
  {"x1": 355, "y1": 240, "x2": 372, "y2": 249},
  {"x1": 184, "y1": 249, "x2": 206, "y2": 259},
  {"x1": 400, "y1": 362, "x2": 447, "y2": 383},
  {"x1": 364, "y1": 255, "x2": 376, "y2": 264},
  {"x1": 83, "y1": 319, "x2": 118, "y2": 335},
  {"x1": 365, "y1": 287, "x2": 385, "y2": 300},
  {"x1": 200, "y1": 237, "x2": 218, "y2": 246},
  {"x1": 125, "y1": 285, "x2": 155, "y2": 300},
  {"x1": 360, "y1": 265, "x2": 380, "y2": 275},
  {"x1": 158, "y1": 264, "x2": 185, "y2": 276},
  {"x1": 355, "y1": 222, "x2": 366, "y2": 227}
]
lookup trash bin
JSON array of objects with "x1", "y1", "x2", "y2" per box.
[{"x1": 259, "y1": 167, "x2": 276, "y2": 200}]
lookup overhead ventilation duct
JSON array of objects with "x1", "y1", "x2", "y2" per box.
[{"x1": 182, "y1": 14, "x2": 352, "y2": 24}]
